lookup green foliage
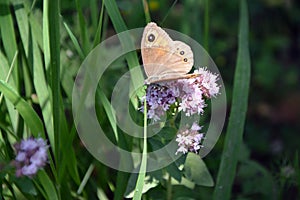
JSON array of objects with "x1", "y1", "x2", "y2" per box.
[
  {"x1": 185, "y1": 153, "x2": 214, "y2": 187},
  {"x1": 0, "y1": 80, "x2": 44, "y2": 137},
  {"x1": 214, "y1": 0, "x2": 251, "y2": 199}
]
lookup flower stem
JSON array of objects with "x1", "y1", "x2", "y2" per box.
[
  {"x1": 167, "y1": 173, "x2": 172, "y2": 200},
  {"x1": 133, "y1": 92, "x2": 148, "y2": 200}
]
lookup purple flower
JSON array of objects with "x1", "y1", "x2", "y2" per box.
[
  {"x1": 191, "y1": 122, "x2": 202, "y2": 131},
  {"x1": 140, "y1": 84, "x2": 180, "y2": 121},
  {"x1": 175, "y1": 79, "x2": 206, "y2": 116},
  {"x1": 21, "y1": 164, "x2": 38, "y2": 177},
  {"x1": 13, "y1": 137, "x2": 48, "y2": 178},
  {"x1": 140, "y1": 67, "x2": 220, "y2": 120},
  {"x1": 30, "y1": 148, "x2": 47, "y2": 167},
  {"x1": 193, "y1": 68, "x2": 220, "y2": 98},
  {"x1": 175, "y1": 122, "x2": 204, "y2": 154},
  {"x1": 15, "y1": 152, "x2": 26, "y2": 162}
]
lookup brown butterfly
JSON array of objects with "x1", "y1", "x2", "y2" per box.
[{"x1": 141, "y1": 22, "x2": 197, "y2": 84}]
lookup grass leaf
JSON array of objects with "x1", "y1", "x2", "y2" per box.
[
  {"x1": 30, "y1": 16, "x2": 55, "y2": 158},
  {"x1": 48, "y1": 0, "x2": 61, "y2": 171},
  {"x1": 75, "y1": 0, "x2": 91, "y2": 54},
  {"x1": 213, "y1": 0, "x2": 251, "y2": 199},
  {"x1": 63, "y1": 20, "x2": 85, "y2": 59},
  {"x1": 36, "y1": 170, "x2": 59, "y2": 200},
  {"x1": 132, "y1": 97, "x2": 148, "y2": 200},
  {"x1": 92, "y1": 2, "x2": 105, "y2": 47},
  {"x1": 0, "y1": 0, "x2": 19, "y2": 132},
  {"x1": 0, "y1": 80, "x2": 45, "y2": 137},
  {"x1": 103, "y1": 0, "x2": 144, "y2": 87}
]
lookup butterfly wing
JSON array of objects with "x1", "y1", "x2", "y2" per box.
[
  {"x1": 166, "y1": 40, "x2": 194, "y2": 74},
  {"x1": 141, "y1": 22, "x2": 194, "y2": 83},
  {"x1": 141, "y1": 22, "x2": 172, "y2": 77}
]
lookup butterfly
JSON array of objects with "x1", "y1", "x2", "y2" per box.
[{"x1": 141, "y1": 22, "x2": 198, "y2": 84}]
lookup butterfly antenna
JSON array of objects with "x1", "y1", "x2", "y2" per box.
[{"x1": 160, "y1": 0, "x2": 178, "y2": 26}]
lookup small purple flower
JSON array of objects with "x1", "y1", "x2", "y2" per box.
[
  {"x1": 20, "y1": 138, "x2": 38, "y2": 151},
  {"x1": 15, "y1": 152, "x2": 26, "y2": 162},
  {"x1": 175, "y1": 122, "x2": 204, "y2": 154},
  {"x1": 175, "y1": 79, "x2": 206, "y2": 116},
  {"x1": 30, "y1": 148, "x2": 47, "y2": 167},
  {"x1": 193, "y1": 68, "x2": 220, "y2": 98},
  {"x1": 13, "y1": 137, "x2": 48, "y2": 178},
  {"x1": 21, "y1": 164, "x2": 38, "y2": 177},
  {"x1": 191, "y1": 122, "x2": 202, "y2": 131},
  {"x1": 140, "y1": 84, "x2": 180, "y2": 121}
]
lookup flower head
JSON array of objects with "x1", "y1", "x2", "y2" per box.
[
  {"x1": 13, "y1": 137, "x2": 48, "y2": 177},
  {"x1": 140, "y1": 67, "x2": 219, "y2": 154},
  {"x1": 141, "y1": 67, "x2": 220, "y2": 121},
  {"x1": 140, "y1": 84, "x2": 180, "y2": 121},
  {"x1": 175, "y1": 79, "x2": 206, "y2": 116},
  {"x1": 175, "y1": 122, "x2": 204, "y2": 154},
  {"x1": 193, "y1": 68, "x2": 220, "y2": 98}
]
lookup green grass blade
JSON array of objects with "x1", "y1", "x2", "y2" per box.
[
  {"x1": 36, "y1": 170, "x2": 59, "y2": 200},
  {"x1": 64, "y1": 126, "x2": 80, "y2": 184},
  {"x1": 22, "y1": 54, "x2": 34, "y2": 99},
  {"x1": 90, "y1": 0, "x2": 98, "y2": 30},
  {"x1": 0, "y1": 80, "x2": 45, "y2": 137},
  {"x1": 30, "y1": 16, "x2": 54, "y2": 155},
  {"x1": 57, "y1": 95, "x2": 78, "y2": 184},
  {"x1": 104, "y1": 2, "x2": 145, "y2": 197},
  {"x1": 97, "y1": 89, "x2": 118, "y2": 141},
  {"x1": 12, "y1": 0, "x2": 29, "y2": 57},
  {"x1": 213, "y1": 0, "x2": 251, "y2": 199},
  {"x1": 22, "y1": 3, "x2": 59, "y2": 183},
  {"x1": 0, "y1": 51, "x2": 18, "y2": 104},
  {"x1": 132, "y1": 97, "x2": 148, "y2": 200},
  {"x1": 75, "y1": 0, "x2": 90, "y2": 54},
  {"x1": 0, "y1": 51, "x2": 20, "y2": 139},
  {"x1": 0, "y1": 51, "x2": 19, "y2": 140},
  {"x1": 29, "y1": 12, "x2": 44, "y2": 50},
  {"x1": 30, "y1": 21, "x2": 58, "y2": 180},
  {"x1": 103, "y1": 0, "x2": 144, "y2": 87},
  {"x1": 0, "y1": 0, "x2": 20, "y2": 132},
  {"x1": 0, "y1": 51, "x2": 16, "y2": 88},
  {"x1": 77, "y1": 164, "x2": 94, "y2": 194},
  {"x1": 92, "y1": 2, "x2": 105, "y2": 48},
  {"x1": 204, "y1": 0, "x2": 209, "y2": 51},
  {"x1": 160, "y1": 0, "x2": 178, "y2": 25},
  {"x1": 96, "y1": 86, "x2": 133, "y2": 199},
  {"x1": 0, "y1": 0, "x2": 18, "y2": 66},
  {"x1": 141, "y1": 0, "x2": 151, "y2": 23},
  {"x1": 63, "y1": 20, "x2": 85, "y2": 59},
  {"x1": 60, "y1": 60, "x2": 75, "y2": 101},
  {"x1": 43, "y1": 0, "x2": 50, "y2": 71},
  {"x1": 103, "y1": 0, "x2": 127, "y2": 33},
  {"x1": 114, "y1": 171, "x2": 130, "y2": 200},
  {"x1": 48, "y1": 0, "x2": 61, "y2": 171}
]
